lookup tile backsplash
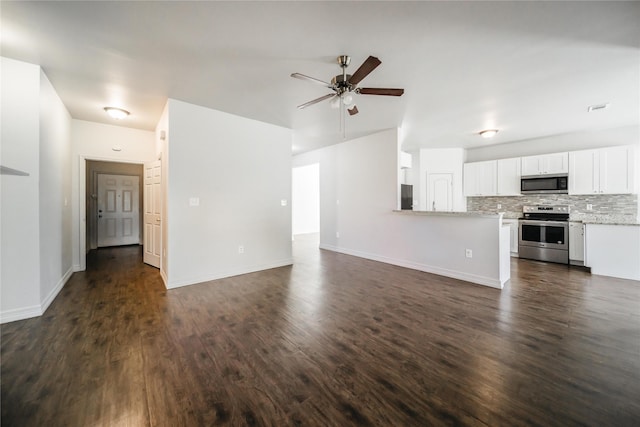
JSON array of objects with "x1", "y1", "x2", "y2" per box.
[{"x1": 468, "y1": 194, "x2": 638, "y2": 222}]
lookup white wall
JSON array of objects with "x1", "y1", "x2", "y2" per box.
[
  {"x1": 70, "y1": 120, "x2": 155, "y2": 270},
  {"x1": 39, "y1": 69, "x2": 73, "y2": 312},
  {"x1": 1, "y1": 58, "x2": 73, "y2": 323},
  {"x1": 292, "y1": 163, "x2": 320, "y2": 235},
  {"x1": 418, "y1": 148, "x2": 465, "y2": 212},
  {"x1": 293, "y1": 129, "x2": 507, "y2": 288},
  {"x1": 165, "y1": 99, "x2": 292, "y2": 288},
  {"x1": 466, "y1": 125, "x2": 640, "y2": 162},
  {"x1": 1, "y1": 57, "x2": 42, "y2": 320}
]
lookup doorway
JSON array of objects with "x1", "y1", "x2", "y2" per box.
[
  {"x1": 292, "y1": 163, "x2": 320, "y2": 240},
  {"x1": 86, "y1": 161, "x2": 143, "y2": 250}
]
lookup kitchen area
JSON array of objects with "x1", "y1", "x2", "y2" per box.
[{"x1": 401, "y1": 144, "x2": 640, "y2": 281}]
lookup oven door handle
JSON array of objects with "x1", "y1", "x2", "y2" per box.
[{"x1": 520, "y1": 220, "x2": 568, "y2": 226}]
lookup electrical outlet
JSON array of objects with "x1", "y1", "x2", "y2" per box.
[
  {"x1": 189, "y1": 197, "x2": 200, "y2": 207},
  {"x1": 336, "y1": 232, "x2": 340, "y2": 238},
  {"x1": 238, "y1": 245, "x2": 244, "y2": 254},
  {"x1": 586, "y1": 204, "x2": 593, "y2": 211},
  {"x1": 465, "y1": 249, "x2": 473, "y2": 258},
  {"x1": 281, "y1": 199, "x2": 287, "y2": 206},
  {"x1": 497, "y1": 203, "x2": 502, "y2": 209}
]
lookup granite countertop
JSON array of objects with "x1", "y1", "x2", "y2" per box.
[
  {"x1": 577, "y1": 219, "x2": 640, "y2": 226},
  {"x1": 569, "y1": 214, "x2": 640, "y2": 226},
  {"x1": 463, "y1": 211, "x2": 640, "y2": 226},
  {"x1": 393, "y1": 210, "x2": 502, "y2": 218},
  {"x1": 399, "y1": 210, "x2": 640, "y2": 225}
]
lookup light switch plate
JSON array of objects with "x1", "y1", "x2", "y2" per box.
[
  {"x1": 281, "y1": 199, "x2": 287, "y2": 206},
  {"x1": 189, "y1": 197, "x2": 200, "y2": 207}
]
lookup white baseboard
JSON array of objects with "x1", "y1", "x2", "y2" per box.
[
  {"x1": 41, "y1": 267, "x2": 73, "y2": 314},
  {"x1": 319, "y1": 244, "x2": 503, "y2": 289},
  {"x1": 0, "y1": 304, "x2": 43, "y2": 324},
  {"x1": 166, "y1": 258, "x2": 294, "y2": 289},
  {"x1": 1, "y1": 267, "x2": 74, "y2": 324},
  {"x1": 160, "y1": 268, "x2": 168, "y2": 288}
]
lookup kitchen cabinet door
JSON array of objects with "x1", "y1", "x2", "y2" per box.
[
  {"x1": 569, "y1": 145, "x2": 636, "y2": 195},
  {"x1": 569, "y1": 222, "x2": 584, "y2": 264},
  {"x1": 464, "y1": 161, "x2": 496, "y2": 196},
  {"x1": 522, "y1": 152, "x2": 568, "y2": 175},
  {"x1": 569, "y1": 149, "x2": 598, "y2": 195},
  {"x1": 600, "y1": 145, "x2": 635, "y2": 194},
  {"x1": 545, "y1": 152, "x2": 569, "y2": 174},
  {"x1": 521, "y1": 156, "x2": 541, "y2": 176},
  {"x1": 463, "y1": 162, "x2": 478, "y2": 196},
  {"x1": 502, "y1": 219, "x2": 519, "y2": 256},
  {"x1": 497, "y1": 158, "x2": 521, "y2": 195}
]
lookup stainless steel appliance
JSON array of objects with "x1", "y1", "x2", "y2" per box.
[
  {"x1": 401, "y1": 184, "x2": 413, "y2": 210},
  {"x1": 519, "y1": 205, "x2": 569, "y2": 264},
  {"x1": 521, "y1": 174, "x2": 568, "y2": 194}
]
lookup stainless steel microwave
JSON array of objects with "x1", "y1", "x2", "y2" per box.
[{"x1": 520, "y1": 174, "x2": 568, "y2": 194}]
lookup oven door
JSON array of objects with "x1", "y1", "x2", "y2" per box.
[{"x1": 519, "y1": 220, "x2": 568, "y2": 250}]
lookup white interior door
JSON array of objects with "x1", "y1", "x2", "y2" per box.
[
  {"x1": 97, "y1": 174, "x2": 140, "y2": 247},
  {"x1": 143, "y1": 160, "x2": 162, "y2": 268},
  {"x1": 427, "y1": 173, "x2": 453, "y2": 211}
]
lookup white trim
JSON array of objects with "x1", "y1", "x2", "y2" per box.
[
  {"x1": 0, "y1": 305, "x2": 42, "y2": 324},
  {"x1": 0, "y1": 268, "x2": 75, "y2": 324},
  {"x1": 166, "y1": 259, "x2": 294, "y2": 289},
  {"x1": 319, "y1": 244, "x2": 504, "y2": 289},
  {"x1": 77, "y1": 155, "x2": 145, "y2": 271},
  {"x1": 160, "y1": 269, "x2": 169, "y2": 288},
  {"x1": 40, "y1": 267, "x2": 73, "y2": 314}
]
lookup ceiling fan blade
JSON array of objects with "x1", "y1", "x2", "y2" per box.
[
  {"x1": 358, "y1": 88, "x2": 405, "y2": 96},
  {"x1": 347, "y1": 105, "x2": 359, "y2": 116},
  {"x1": 291, "y1": 73, "x2": 333, "y2": 88},
  {"x1": 348, "y1": 56, "x2": 382, "y2": 86},
  {"x1": 296, "y1": 93, "x2": 336, "y2": 109}
]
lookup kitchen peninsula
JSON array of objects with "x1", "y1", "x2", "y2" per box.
[{"x1": 389, "y1": 210, "x2": 511, "y2": 289}]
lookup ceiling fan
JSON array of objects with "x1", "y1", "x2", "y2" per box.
[{"x1": 291, "y1": 55, "x2": 404, "y2": 116}]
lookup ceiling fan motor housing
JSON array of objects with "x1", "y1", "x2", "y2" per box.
[{"x1": 331, "y1": 74, "x2": 353, "y2": 93}]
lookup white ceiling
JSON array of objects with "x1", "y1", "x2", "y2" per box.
[{"x1": 2, "y1": 1, "x2": 639, "y2": 154}]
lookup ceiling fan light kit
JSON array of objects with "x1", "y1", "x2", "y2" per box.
[{"x1": 291, "y1": 55, "x2": 404, "y2": 116}]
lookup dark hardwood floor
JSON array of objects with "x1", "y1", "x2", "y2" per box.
[{"x1": 2, "y1": 234, "x2": 640, "y2": 426}]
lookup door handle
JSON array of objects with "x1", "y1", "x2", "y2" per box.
[
  {"x1": 156, "y1": 218, "x2": 161, "y2": 222},
  {"x1": 98, "y1": 215, "x2": 102, "y2": 218}
]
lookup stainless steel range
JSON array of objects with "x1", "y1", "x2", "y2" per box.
[{"x1": 519, "y1": 205, "x2": 570, "y2": 264}]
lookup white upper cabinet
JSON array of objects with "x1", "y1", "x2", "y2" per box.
[
  {"x1": 496, "y1": 158, "x2": 521, "y2": 196},
  {"x1": 569, "y1": 149, "x2": 598, "y2": 194},
  {"x1": 521, "y1": 152, "x2": 569, "y2": 176},
  {"x1": 464, "y1": 160, "x2": 497, "y2": 196},
  {"x1": 569, "y1": 145, "x2": 636, "y2": 195}
]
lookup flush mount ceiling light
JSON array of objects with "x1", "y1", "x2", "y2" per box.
[
  {"x1": 587, "y1": 103, "x2": 610, "y2": 112},
  {"x1": 104, "y1": 107, "x2": 130, "y2": 119},
  {"x1": 479, "y1": 129, "x2": 499, "y2": 138}
]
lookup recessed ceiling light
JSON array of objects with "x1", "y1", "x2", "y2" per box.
[
  {"x1": 479, "y1": 129, "x2": 499, "y2": 138},
  {"x1": 104, "y1": 107, "x2": 130, "y2": 119},
  {"x1": 587, "y1": 103, "x2": 610, "y2": 112}
]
